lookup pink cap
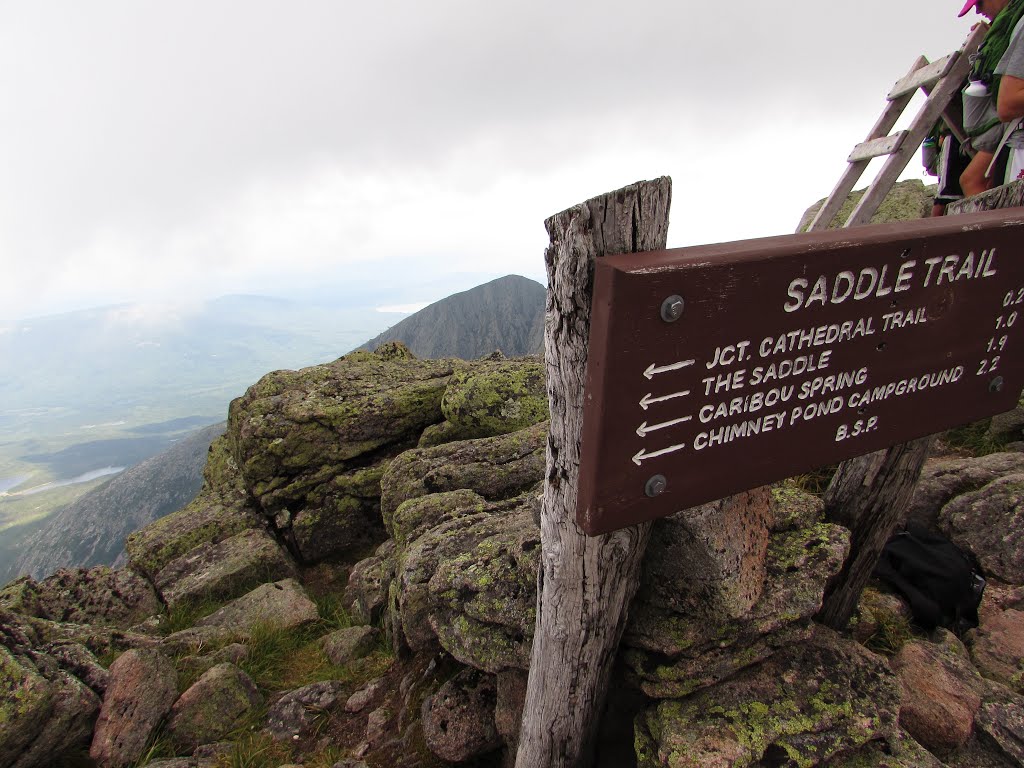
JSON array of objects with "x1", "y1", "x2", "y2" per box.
[{"x1": 959, "y1": 0, "x2": 978, "y2": 17}]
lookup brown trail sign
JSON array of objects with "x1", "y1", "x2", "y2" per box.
[{"x1": 578, "y1": 208, "x2": 1024, "y2": 536}]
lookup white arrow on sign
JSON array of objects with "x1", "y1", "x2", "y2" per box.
[
  {"x1": 636, "y1": 416, "x2": 692, "y2": 437},
  {"x1": 643, "y1": 359, "x2": 695, "y2": 380},
  {"x1": 632, "y1": 443, "x2": 686, "y2": 466},
  {"x1": 639, "y1": 390, "x2": 690, "y2": 410}
]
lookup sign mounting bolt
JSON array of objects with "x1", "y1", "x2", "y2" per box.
[
  {"x1": 990, "y1": 376, "x2": 1005, "y2": 393},
  {"x1": 660, "y1": 296, "x2": 685, "y2": 323},
  {"x1": 645, "y1": 475, "x2": 667, "y2": 498}
]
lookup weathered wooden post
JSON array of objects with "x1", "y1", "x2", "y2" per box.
[
  {"x1": 817, "y1": 436, "x2": 933, "y2": 628},
  {"x1": 515, "y1": 177, "x2": 672, "y2": 768}
]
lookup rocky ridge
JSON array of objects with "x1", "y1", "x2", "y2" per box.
[{"x1": 1, "y1": 335, "x2": 1023, "y2": 767}]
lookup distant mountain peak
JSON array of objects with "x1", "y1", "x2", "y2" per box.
[{"x1": 358, "y1": 274, "x2": 545, "y2": 360}]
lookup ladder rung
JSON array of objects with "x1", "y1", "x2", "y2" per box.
[
  {"x1": 848, "y1": 132, "x2": 906, "y2": 162},
  {"x1": 888, "y1": 54, "x2": 956, "y2": 99}
]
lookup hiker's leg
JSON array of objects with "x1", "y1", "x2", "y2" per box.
[{"x1": 961, "y1": 151, "x2": 996, "y2": 197}]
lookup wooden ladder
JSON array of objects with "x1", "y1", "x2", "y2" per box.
[{"x1": 807, "y1": 24, "x2": 987, "y2": 232}]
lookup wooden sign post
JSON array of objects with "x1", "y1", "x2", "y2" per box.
[{"x1": 515, "y1": 178, "x2": 671, "y2": 768}]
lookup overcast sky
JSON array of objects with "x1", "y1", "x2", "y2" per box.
[{"x1": 0, "y1": 1, "x2": 973, "y2": 325}]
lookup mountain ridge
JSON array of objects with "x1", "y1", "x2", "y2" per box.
[
  {"x1": 7, "y1": 422, "x2": 225, "y2": 581},
  {"x1": 358, "y1": 274, "x2": 545, "y2": 359}
]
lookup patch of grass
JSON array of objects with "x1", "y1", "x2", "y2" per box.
[
  {"x1": 238, "y1": 620, "x2": 394, "y2": 693},
  {"x1": 214, "y1": 731, "x2": 292, "y2": 768},
  {"x1": 158, "y1": 596, "x2": 225, "y2": 636},
  {"x1": 943, "y1": 418, "x2": 1008, "y2": 457},
  {"x1": 314, "y1": 592, "x2": 355, "y2": 632},
  {"x1": 96, "y1": 648, "x2": 122, "y2": 669},
  {"x1": 862, "y1": 608, "x2": 914, "y2": 656},
  {"x1": 131, "y1": 729, "x2": 176, "y2": 766},
  {"x1": 789, "y1": 464, "x2": 838, "y2": 496},
  {"x1": 212, "y1": 731, "x2": 352, "y2": 768}
]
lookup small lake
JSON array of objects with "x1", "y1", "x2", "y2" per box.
[
  {"x1": 11, "y1": 467, "x2": 125, "y2": 497},
  {"x1": 0, "y1": 475, "x2": 30, "y2": 493}
]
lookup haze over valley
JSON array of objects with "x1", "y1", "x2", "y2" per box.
[{"x1": 0, "y1": 292, "x2": 412, "y2": 578}]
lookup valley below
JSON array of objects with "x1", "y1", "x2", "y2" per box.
[{"x1": 0, "y1": 294, "x2": 410, "y2": 581}]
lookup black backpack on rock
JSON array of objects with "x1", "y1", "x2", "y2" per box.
[{"x1": 873, "y1": 523, "x2": 986, "y2": 635}]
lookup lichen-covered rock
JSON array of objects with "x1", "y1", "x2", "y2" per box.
[
  {"x1": 635, "y1": 627, "x2": 901, "y2": 767},
  {"x1": 126, "y1": 435, "x2": 260, "y2": 581},
  {"x1": 344, "y1": 540, "x2": 397, "y2": 625},
  {"x1": 389, "y1": 489, "x2": 489, "y2": 548},
  {"x1": 89, "y1": 649, "x2": 178, "y2": 768},
  {"x1": 979, "y1": 580, "x2": 1024, "y2": 625},
  {"x1": 434, "y1": 358, "x2": 547, "y2": 441},
  {"x1": 969, "y1": 608, "x2": 1024, "y2": 693},
  {"x1": 322, "y1": 626, "x2": 380, "y2": 665},
  {"x1": 797, "y1": 178, "x2": 934, "y2": 232},
  {"x1": 166, "y1": 663, "x2": 262, "y2": 752},
  {"x1": 365, "y1": 705, "x2": 391, "y2": 744},
  {"x1": 907, "y1": 452, "x2": 1024, "y2": 530},
  {"x1": 155, "y1": 527, "x2": 296, "y2": 608},
  {"x1": 394, "y1": 497, "x2": 539, "y2": 671},
  {"x1": 421, "y1": 668, "x2": 502, "y2": 763},
  {"x1": 769, "y1": 481, "x2": 826, "y2": 531},
  {"x1": 265, "y1": 680, "x2": 347, "y2": 741},
  {"x1": 892, "y1": 631, "x2": 985, "y2": 753},
  {"x1": 226, "y1": 347, "x2": 456, "y2": 528},
  {"x1": 973, "y1": 682, "x2": 1024, "y2": 766},
  {"x1": 380, "y1": 420, "x2": 546, "y2": 525},
  {"x1": 0, "y1": 576, "x2": 43, "y2": 616},
  {"x1": 41, "y1": 565, "x2": 156, "y2": 630},
  {"x1": 625, "y1": 522, "x2": 850, "y2": 697},
  {"x1": 941, "y1": 473, "x2": 1024, "y2": 584},
  {"x1": 988, "y1": 403, "x2": 1024, "y2": 444},
  {"x1": 194, "y1": 578, "x2": 319, "y2": 637},
  {"x1": 4, "y1": 566, "x2": 160, "y2": 629},
  {"x1": 0, "y1": 643, "x2": 56, "y2": 766},
  {"x1": 0, "y1": 610, "x2": 103, "y2": 768},
  {"x1": 46, "y1": 641, "x2": 110, "y2": 696},
  {"x1": 825, "y1": 729, "x2": 945, "y2": 767},
  {"x1": 494, "y1": 668, "x2": 528, "y2": 755},
  {"x1": 14, "y1": 670, "x2": 98, "y2": 768},
  {"x1": 345, "y1": 677, "x2": 383, "y2": 713},
  {"x1": 288, "y1": 464, "x2": 387, "y2": 562},
  {"x1": 12, "y1": 613, "x2": 161, "y2": 659}
]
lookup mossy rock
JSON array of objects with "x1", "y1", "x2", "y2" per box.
[
  {"x1": 439, "y1": 358, "x2": 547, "y2": 440},
  {"x1": 381, "y1": 421, "x2": 547, "y2": 522},
  {"x1": 226, "y1": 347, "x2": 458, "y2": 512},
  {"x1": 0, "y1": 645, "x2": 52, "y2": 766},
  {"x1": 770, "y1": 481, "x2": 825, "y2": 531},
  {"x1": 155, "y1": 528, "x2": 297, "y2": 609},
  {"x1": 635, "y1": 627, "x2": 900, "y2": 767},
  {"x1": 625, "y1": 523, "x2": 850, "y2": 698},
  {"x1": 392, "y1": 494, "x2": 539, "y2": 669},
  {"x1": 797, "y1": 178, "x2": 935, "y2": 232},
  {"x1": 126, "y1": 438, "x2": 259, "y2": 581},
  {"x1": 388, "y1": 489, "x2": 489, "y2": 547}
]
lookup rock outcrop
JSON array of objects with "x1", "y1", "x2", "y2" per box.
[{"x1": 89, "y1": 649, "x2": 179, "y2": 768}]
